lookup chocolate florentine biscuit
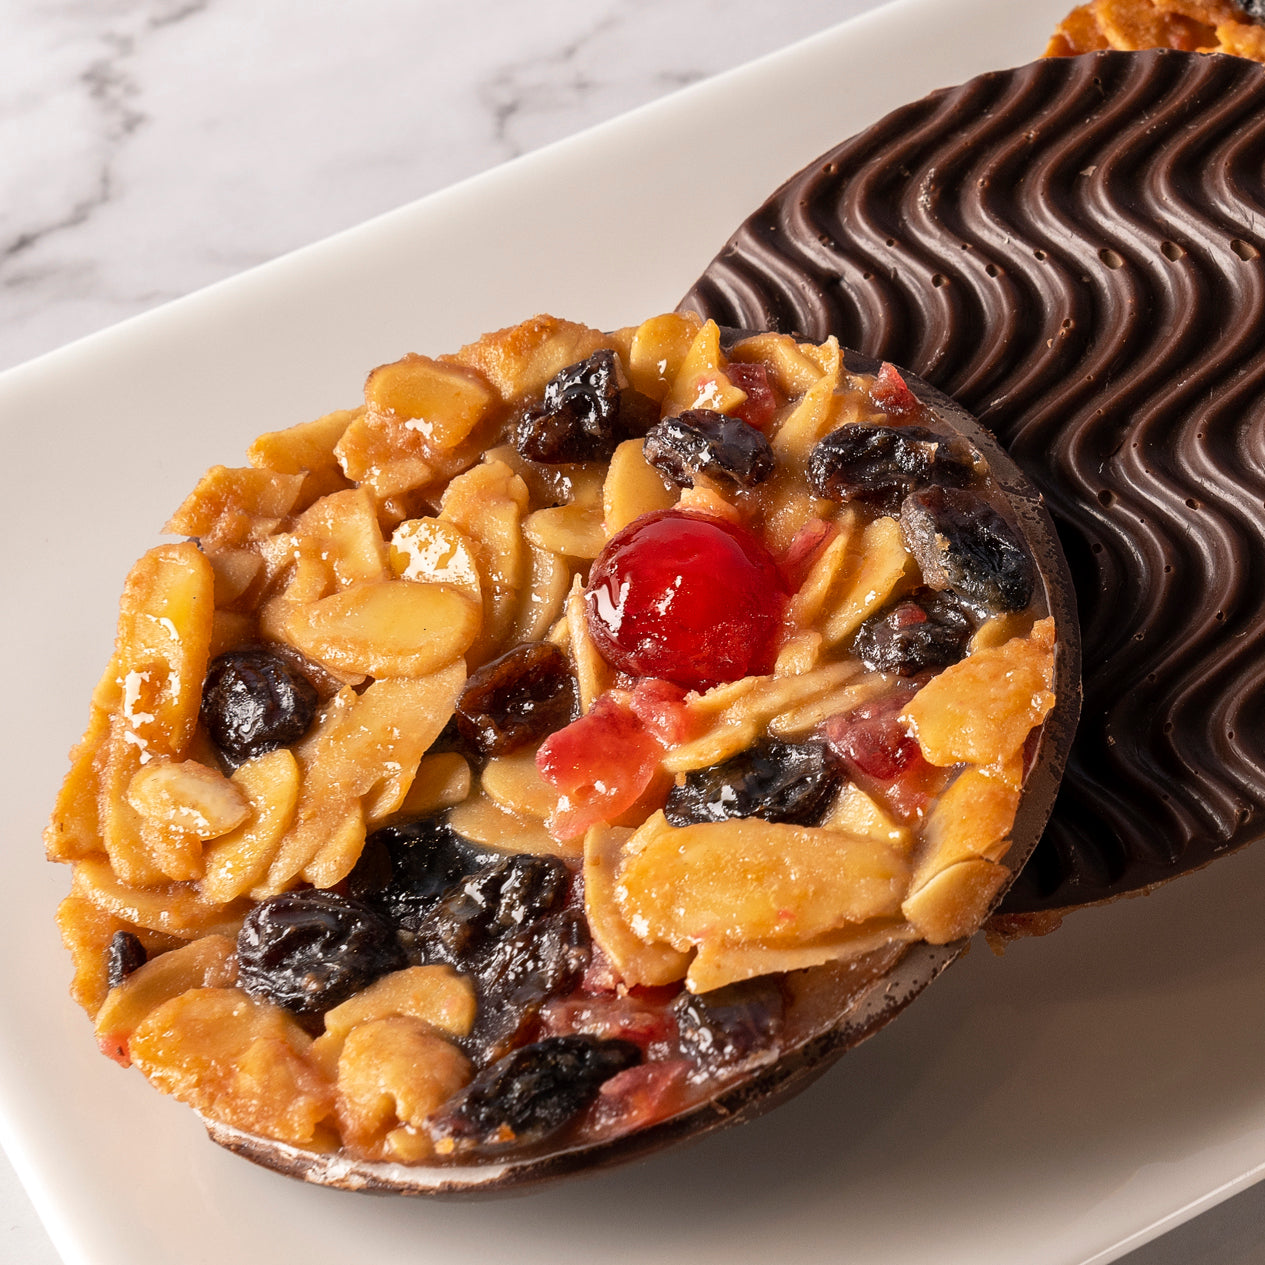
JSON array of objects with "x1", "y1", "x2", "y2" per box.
[{"x1": 680, "y1": 49, "x2": 1265, "y2": 917}]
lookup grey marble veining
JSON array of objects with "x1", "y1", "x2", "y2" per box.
[{"x1": 0, "y1": 0, "x2": 862, "y2": 372}]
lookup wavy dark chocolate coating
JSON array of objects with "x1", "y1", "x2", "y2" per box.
[{"x1": 681, "y1": 49, "x2": 1265, "y2": 914}]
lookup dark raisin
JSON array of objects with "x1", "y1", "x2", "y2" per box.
[
  {"x1": 413, "y1": 855, "x2": 571, "y2": 970},
  {"x1": 807, "y1": 423, "x2": 978, "y2": 512},
  {"x1": 852, "y1": 587, "x2": 974, "y2": 677},
  {"x1": 514, "y1": 350, "x2": 658, "y2": 463},
  {"x1": 346, "y1": 816, "x2": 489, "y2": 932},
  {"x1": 1244, "y1": 0, "x2": 1265, "y2": 20},
  {"x1": 643, "y1": 409, "x2": 775, "y2": 489},
  {"x1": 664, "y1": 738, "x2": 843, "y2": 828},
  {"x1": 105, "y1": 931, "x2": 147, "y2": 990},
  {"x1": 237, "y1": 890, "x2": 404, "y2": 1015},
  {"x1": 469, "y1": 910, "x2": 591, "y2": 1061},
  {"x1": 200, "y1": 647, "x2": 319, "y2": 763},
  {"x1": 426, "y1": 1035, "x2": 640, "y2": 1153},
  {"x1": 673, "y1": 977, "x2": 785, "y2": 1075},
  {"x1": 900, "y1": 485, "x2": 1035, "y2": 613},
  {"x1": 454, "y1": 642, "x2": 577, "y2": 758}
]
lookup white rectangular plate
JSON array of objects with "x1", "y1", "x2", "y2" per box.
[{"x1": 5, "y1": 1, "x2": 1264, "y2": 1262}]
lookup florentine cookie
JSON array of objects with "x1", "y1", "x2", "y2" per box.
[{"x1": 47, "y1": 313, "x2": 1074, "y2": 1190}]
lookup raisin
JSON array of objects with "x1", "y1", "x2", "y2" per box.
[
  {"x1": 673, "y1": 977, "x2": 785, "y2": 1075},
  {"x1": 469, "y1": 909, "x2": 591, "y2": 1061},
  {"x1": 807, "y1": 423, "x2": 978, "y2": 512},
  {"x1": 514, "y1": 350, "x2": 658, "y2": 463},
  {"x1": 664, "y1": 738, "x2": 843, "y2": 828},
  {"x1": 453, "y1": 642, "x2": 577, "y2": 758},
  {"x1": 426, "y1": 1035, "x2": 641, "y2": 1153},
  {"x1": 643, "y1": 409, "x2": 775, "y2": 489},
  {"x1": 346, "y1": 816, "x2": 489, "y2": 932},
  {"x1": 105, "y1": 931, "x2": 147, "y2": 990},
  {"x1": 237, "y1": 890, "x2": 404, "y2": 1016},
  {"x1": 900, "y1": 485, "x2": 1035, "y2": 613},
  {"x1": 852, "y1": 587, "x2": 974, "y2": 677},
  {"x1": 413, "y1": 855, "x2": 571, "y2": 970},
  {"x1": 200, "y1": 647, "x2": 319, "y2": 763}
]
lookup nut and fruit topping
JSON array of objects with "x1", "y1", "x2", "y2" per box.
[{"x1": 48, "y1": 312, "x2": 1057, "y2": 1171}]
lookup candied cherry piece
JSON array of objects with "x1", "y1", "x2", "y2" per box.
[
  {"x1": 200, "y1": 647, "x2": 319, "y2": 763},
  {"x1": 725, "y1": 361, "x2": 780, "y2": 430},
  {"x1": 627, "y1": 678, "x2": 695, "y2": 747},
  {"x1": 643, "y1": 408, "x2": 775, "y2": 490},
  {"x1": 453, "y1": 641, "x2": 577, "y2": 758},
  {"x1": 869, "y1": 361, "x2": 921, "y2": 416},
  {"x1": 584, "y1": 1060, "x2": 693, "y2": 1140},
  {"x1": 584, "y1": 510, "x2": 787, "y2": 691},
  {"x1": 426, "y1": 1034, "x2": 641, "y2": 1155},
  {"x1": 807, "y1": 423, "x2": 978, "y2": 513},
  {"x1": 823, "y1": 690, "x2": 947, "y2": 821},
  {"x1": 536, "y1": 693, "x2": 664, "y2": 840},
  {"x1": 852, "y1": 587, "x2": 974, "y2": 677},
  {"x1": 779, "y1": 517, "x2": 838, "y2": 592},
  {"x1": 664, "y1": 738, "x2": 842, "y2": 828},
  {"x1": 900, "y1": 485, "x2": 1035, "y2": 613},
  {"x1": 514, "y1": 349, "x2": 657, "y2": 463},
  {"x1": 237, "y1": 890, "x2": 404, "y2": 1016}
]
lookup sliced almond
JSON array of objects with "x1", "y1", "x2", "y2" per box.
[
  {"x1": 71, "y1": 857, "x2": 247, "y2": 939},
  {"x1": 523, "y1": 500, "x2": 606, "y2": 560},
  {"x1": 291, "y1": 487, "x2": 390, "y2": 588},
  {"x1": 393, "y1": 752, "x2": 472, "y2": 820},
  {"x1": 450, "y1": 315, "x2": 610, "y2": 401},
  {"x1": 662, "y1": 320, "x2": 746, "y2": 417},
  {"x1": 389, "y1": 517, "x2": 482, "y2": 602},
  {"x1": 259, "y1": 665, "x2": 466, "y2": 895},
  {"x1": 617, "y1": 812, "x2": 910, "y2": 952},
  {"x1": 280, "y1": 580, "x2": 479, "y2": 678},
  {"x1": 200, "y1": 750, "x2": 302, "y2": 904},
  {"x1": 901, "y1": 858, "x2": 1010, "y2": 945},
  {"x1": 686, "y1": 920, "x2": 917, "y2": 994},
  {"x1": 902, "y1": 618, "x2": 1056, "y2": 768},
  {"x1": 510, "y1": 545, "x2": 572, "y2": 645},
  {"x1": 602, "y1": 439, "x2": 676, "y2": 535},
  {"x1": 334, "y1": 1018, "x2": 472, "y2": 1162},
  {"x1": 439, "y1": 460, "x2": 530, "y2": 663},
  {"x1": 583, "y1": 825, "x2": 690, "y2": 988},
  {"x1": 363, "y1": 354, "x2": 496, "y2": 449},
  {"x1": 447, "y1": 790, "x2": 583, "y2": 860},
  {"x1": 479, "y1": 749, "x2": 559, "y2": 821},
  {"x1": 129, "y1": 988, "x2": 335, "y2": 1147},
  {"x1": 126, "y1": 760, "x2": 250, "y2": 841},
  {"x1": 625, "y1": 311, "x2": 702, "y2": 401},
  {"x1": 93, "y1": 934, "x2": 237, "y2": 1059},
  {"x1": 165, "y1": 466, "x2": 305, "y2": 551}
]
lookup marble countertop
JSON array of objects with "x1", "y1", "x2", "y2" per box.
[{"x1": 4, "y1": 2, "x2": 1264, "y2": 1261}]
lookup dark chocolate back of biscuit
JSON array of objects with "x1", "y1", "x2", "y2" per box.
[{"x1": 680, "y1": 48, "x2": 1265, "y2": 917}]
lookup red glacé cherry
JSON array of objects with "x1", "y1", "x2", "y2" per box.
[{"x1": 584, "y1": 510, "x2": 787, "y2": 691}]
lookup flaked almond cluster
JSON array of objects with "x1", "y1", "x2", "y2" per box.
[{"x1": 49, "y1": 312, "x2": 1056, "y2": 1170}]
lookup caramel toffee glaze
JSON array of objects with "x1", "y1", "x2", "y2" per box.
[{"x1": 681, "y1": 49, "x2": 1265, "y2": 915}]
